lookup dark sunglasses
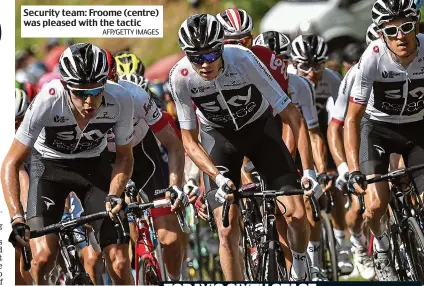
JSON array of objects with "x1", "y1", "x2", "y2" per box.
[
  {"x1": 68, "y1": 86, "x2": 105, "y2": 99},
  {"x1": 381, "y1": 21, "x2": 415, "y2": 37},
  {"x1": 187, "y1": 50, "x2": 222, "y2": 64},
  {"x1": 223, "y1": 36, "x2": 253, "y2": 47}
]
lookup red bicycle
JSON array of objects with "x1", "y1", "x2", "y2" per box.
[{"x1": 125, "y1": 181, "x2": 190, "y2": 285}]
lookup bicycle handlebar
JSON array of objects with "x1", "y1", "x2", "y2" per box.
[
  {"x1": 222, "y1": 182, "x2": 320, "y2": 228},
  {"x1": 30, "y1": 211, "x2": 109, "y2": 238},
  {"x1": 367, "y1": 164, "x2": 424, "y2": 184}
]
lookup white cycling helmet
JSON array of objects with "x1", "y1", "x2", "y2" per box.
[
  {"x1": 216, "y1": 8, "x2": 253, "y2": 37},
  {"x1": 59, "y1": 43, "x2": 109, "y2": 85},
  {"x1": 119, "y1": 73, "x2": 149, "y2": 91},
  {"x1": 366, "y1": 23, "x2": 380, "y2": 45},
  {"x1": 178, "y1": 14, "x2": 224, "y2": 53},
  {"x1": 372, "y1": 0, "x2": 418, "y2": 27},
  {"x1": 15, "y1": 88, "x2": 29, "y2": 119},
  {"x1": 291, "y1": 34, "x2": 328, "y2": 64},
  {"x1": 253, "y1": 31, "x2": 291, "y2": 58}
]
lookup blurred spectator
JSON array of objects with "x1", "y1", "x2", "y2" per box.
[
  {"x1": 38, "y1": 72, "x2": 61, "y2": 91},
  {"x1": 325, "y1": 51, "x2": 342, "y2": 75},
  {"x1": 44, "y1": 44, "x2": 67, "y2": 72},
  {"x1": 342, "y1": 42, "x2": 365, "y2": 72},
  {"x1": 16, "y1": 47, "x2": 48, "y2": 84},
  {"x1": 187, "y1": 0, "x2": 200, "y2": 13},
  {"x1": 45, "y1": 38, "x2": 60, "y2": 54}
]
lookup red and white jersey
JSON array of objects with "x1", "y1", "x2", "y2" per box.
[{"x1": 251, "y1": 45, "x2": 289, "y2": 94}]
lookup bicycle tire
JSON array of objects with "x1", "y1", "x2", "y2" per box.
[
  {"x1": 72, "y1": 273, "x2": 93, "y2": 285},
  {"x1": 137, "y1": 257, "x2": 161, "y2": 285},
  {"x1": 320, "y1": 211, "x2": 338, "y2": 281},
  {"x1": 406, "y1": 217, "x2": 424, "y2": 282}
]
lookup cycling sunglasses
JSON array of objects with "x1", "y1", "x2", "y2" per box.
[
  {"x1": 187, "y1": 49, "x2": 222, "y2": 64},
  {"x1": 68, "y1": 86, "x2": 105, "y2": 99},
  {"x1": 381, "y1": 21, "x2": 415, "y2": 37},
  {"x1": 223, "y1": 36, "x2": 253, "y2": 47},
  {"x1": 297, "y1": 62, "x2": 324, "y2": 74}
]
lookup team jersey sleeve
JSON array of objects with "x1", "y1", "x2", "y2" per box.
[
  {"x1": 296, "y1": 77, "x2": 319, "y2": 129},
  {"x1": 350, "y1": 45, "x2": 379, "y2": 105},
  {"x1": 169, "y1": 64, "x2": 198, "y2": 130},
  {"x1": 250, "y1": 46, "x2": 289, "y2": 94},
  {"x1": 242, "y1": 49, "x2": 291, "y2": 115},
  {"x1": 113, "y1": 87, "x2": 135, "y2": 146},
  {"x1": 331, "y1": 68, "x2": 356, "y2": 124},
  {"x1": 15, "y1": 87, "x2": 53, "y2": 147}
]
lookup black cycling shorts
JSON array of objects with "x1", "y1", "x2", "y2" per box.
[
  {"x1": 107, "y1": 129, "x2": 170, "y2": 217},
  {"x1": 26, "y1": 149, "x2": 130, "y2": 249},
  {"x1": 359, "y1": 116, "x2": 424, "y2": 193},
  {"x1": 202, "y1": 110, "x2": 301, "y2": 211}
]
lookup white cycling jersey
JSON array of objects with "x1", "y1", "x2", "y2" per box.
[
  {"x1": 169, "y1": 45, "x2": 291, "y2": 131},
  {"x1": 15, "y1": 79, "x2": 134, "y2": 159},
  {"x1": 288, "y1": 65, "x2": 342, "y2": 125},
  {"x1": 289, "y1": 74, "x2": 319, "y2": 129},
  {"x1": 331, "y1": 65, "x2": 358, "y2": 124},
  {"x1": 350, "y1": 35, "x2": 424, "y2": 124},
  {"x1": 107, "y1": 80, "x2": 163, "y2": 152}
]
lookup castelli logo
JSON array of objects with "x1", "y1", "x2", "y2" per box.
[
  {"x1": 180, "y1": 68, "x2": 188, "y2": 76},
  {"x1": 373, "y1": 46, "x2": 379, "y2": 53},
  {"x1": 49, "y1": 88, "x2": 55, "y2": 95}
]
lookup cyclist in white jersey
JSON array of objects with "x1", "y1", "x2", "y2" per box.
[
  {"x1": 2, "y1": 43, "x2": 135, "y2": 285},
  {"x1": 109, "y1": 68, "x2": 197, "y2": 281},
  {"x1": 327, "y1": 23, "x2": 380, "y2": 280},
  {"x1": 170, "y1": 14, "x2": 322, "y2": 281},
  {"x1": 290, "y1": 34, "x2": 353, "y2": 278},
  {"x1": 345, "y1": 0, "x2": 424, "y2": 280}
]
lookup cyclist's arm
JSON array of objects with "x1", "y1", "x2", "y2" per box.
[
  {"x1": 169, "y1": 64, "x2": 222, "y2": 182},
  {"x1": 282, "y1": 123, "x2": 296, "y2": 159},
  {"x1": 309, "y1": 128, "x2": 327, "y2": 173},
  {"x1": 154, "y1": 124, "x2": 185, "y2": 187},
  {"x1": 242, "y1": 48, "x2": 314, "y2": 170},
  {"x1": 328, "y1": 121, "x2": 346, "y2": 167},
  {"x1": 110, "y1": 92, "x2": 135, "y2": 197},
  {"x1": 344, "y1": 49, "x2": 376, "y2": 172},
  {"x1": 1, "y1": 141, "x2": 32, "y2": 222},
  {"x1": 3, "y1": 91, "x2": 50, "y2": 222},
  {"x1": 181, "y1": 128, "x2": 221, "y2": 180},
  {"x1": 328, "y1": 70, "x2": 353, "y2": 167}
]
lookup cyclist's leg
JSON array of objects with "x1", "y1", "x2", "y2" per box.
[
  {"x1": 360, "y1": 119, "x2": 396, "y2": 280},
  {"x1": 26, "y1": 151, "x2": 74, "y2": 284},
  {"x1": 69, "y1": 192, "x2": 103, "y2": 284},
  {"x1": 131, "y1": 131, "x2": 187, "y2": 281},
  {"x1": 81, "y1": 154, "x2": 133, "y2": 285},
  {"x1": 402, "y1": 120, "x2": 424, "y2": 199},
  {"x1": 201, "y1": 124, "x2": 244, "y2": 281},
  {"x1": 245, "y1": 114, "x2": 309, "y2": 280},
  {"x1": 241, "y1": 157, "x2": 254, "y2": 185}
]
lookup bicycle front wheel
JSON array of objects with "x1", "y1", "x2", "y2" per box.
[
  {"x1": 406, "y1": 217, "x2": 424, "y2": 282},
  {"x1": 137, "y1": 257, "x2": 161, "y2": 285},
  {"x1": 320, "y1": 211, "x2": 338, "y2": 281}
]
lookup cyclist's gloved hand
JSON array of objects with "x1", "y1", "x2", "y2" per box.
[
  {"x1": 9, "y1": 222, "x2": 30, "y2": 248},
  {"x1": 125, "y1": 179, "x2": 137, "y2": 198},
  {"x1": 335, "y1": 162, "x2": 349, "y2": 191},
  {"x1": 105, "y1": 195, "x2": 126, "y2": 220},
  {"x1": 317, "y1": 172, "x2": 333, "y2": 193},
  {"x1": 168, "y1": 185, "x2": 189, "y2": 212},
  {"x1": 183, "y1": 179, "x2": 200, "y2": 204},
  {"x1": 215, "y1": 174, "x2": 235, "y2": 204},
  {"x1": 347, "y1": 171, "x2": 367, "y2": 195},
  {"x1": 301, "y1": 169, "x2": 323, "y2": 199}
]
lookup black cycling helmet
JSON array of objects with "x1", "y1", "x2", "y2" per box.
[
  {"x1": 59, "y1": 43, "x2": 109, "y2": 85},
  {"x1": 178, "y1": 14, "x2": 224, "y2": 53},
  {"x1": 291, "y1": 34, "x2": 328, "y2": 64},
  {"x1": 342, "y1": 43, "x2": 365, "y2": 64},
  {"x1": 372, "y1": 0, "x2": 418, "y2": 27},
  {"x1": 253, "y1": 31, "x2": 291, "y2": 58}
]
